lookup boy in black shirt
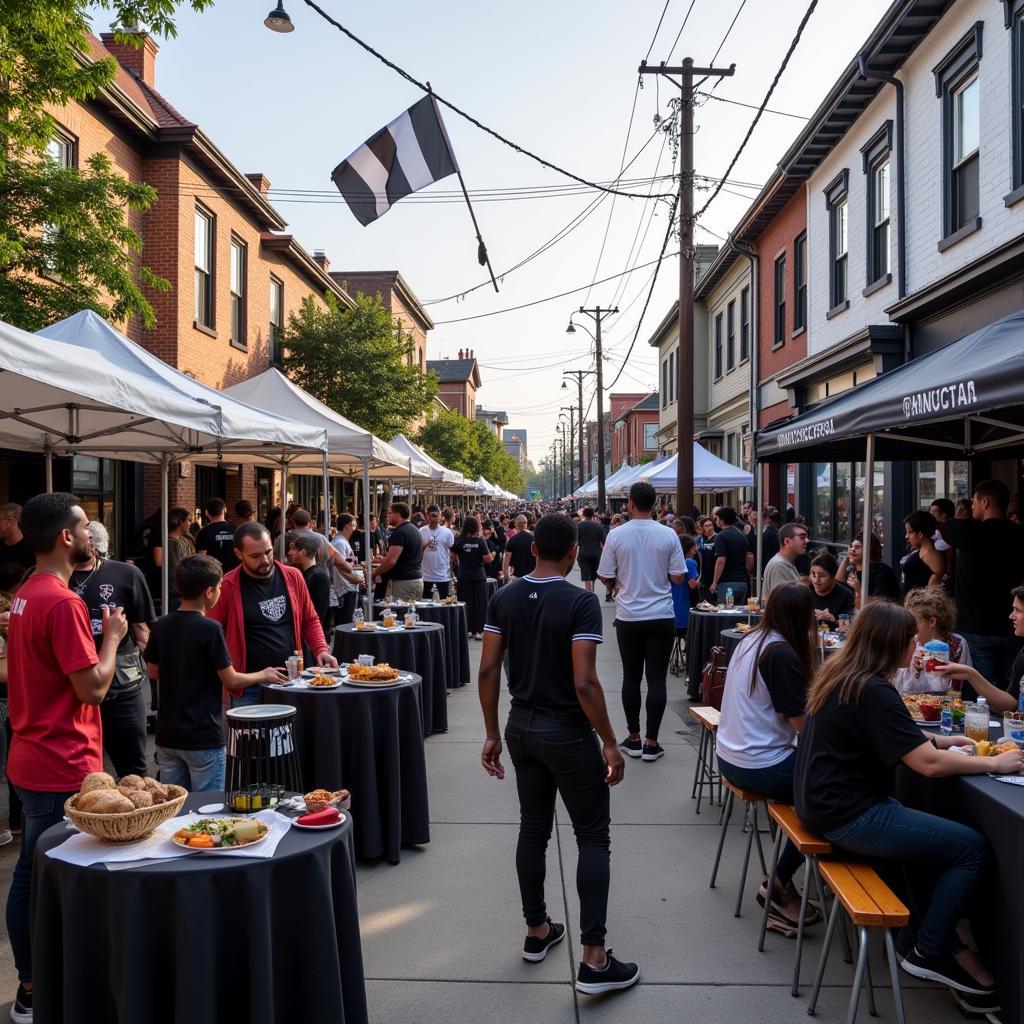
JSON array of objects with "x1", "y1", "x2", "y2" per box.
[
  {"x1": 147, "y1": 556, "x2": 286, "y2": 791},
  {"x1": 479, "y1": 515, "x2": 639, "y2": 996}
]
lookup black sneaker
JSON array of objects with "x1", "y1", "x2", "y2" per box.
[
  {"x1": 10, "y1": 983, "x2": 32, "y2": 1023},
  {"x1": 620, "y1": 737, "x2": 643, "y2": 758},
  {"x1": 641, "y1": 743, "x2": 665, "y2": 762},
  {"x1": 522, "y1": 918, "x2": 565, "y2": 962},
  {"x1": 900, "y1": 947, "x2": 995, "y2": 995},
  {"x1": 952, "y1": 988, "x2": 1001, "y2": 1015},
  {"x1": 575, "y1": 949, "x2": 641, "y2": 994}
]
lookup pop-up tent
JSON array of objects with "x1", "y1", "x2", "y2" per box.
[
  {"x1": 635, "y1": 444, "x2": 753, "y2": 492},
  {"x1": 389, "y1": 434, "x2": 465, "y2": 490}
]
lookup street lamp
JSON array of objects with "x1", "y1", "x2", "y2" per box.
[
  {"x1": 264, "y1": 3, "x2": 295, "y2": 32},
  {"x1": 560, "y1": 406, "x2": 577, "y2": 495},
  {"x1": 562, "y1": 368, "x2": 595, "y2": 495},
  {"x1": 556, "y1": 424, "x2": 568, "y2": 500}
]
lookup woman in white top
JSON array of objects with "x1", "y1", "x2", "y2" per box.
[
  {"x1": 330, "y1": 514, "x2": 362, "y2": 624},
  {"x1": 717, "y1": 583, "x2": 815, "y2": 929},
  {"x1": 894, "y1": 585, "x2": 972, "y2": 695}
]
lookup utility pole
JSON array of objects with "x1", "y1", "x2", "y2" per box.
[
  {"x1": 577, "y1": 306, "x2": 617, "y2": 511},
  {"x1": 562, "y1": 369, "x2": 595, "y2": 495},
  {"x1": 639, "y1": 57, "x2": 735, "y2": 516},
  {"x1": 560, "y1": 406, "x2": 577, "y2": 493}
]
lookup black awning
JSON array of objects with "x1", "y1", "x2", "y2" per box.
[{"x1": 756, "y1": 308, "x2": 1024, "y2": 463}]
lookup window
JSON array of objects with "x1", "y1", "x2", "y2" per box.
[
  {"x1": 824, "y1": 169, "x2": 849, "y2": 316},
  {"x1": 773, "y1": 254, "x2": 786, "y2": 346},
  {"x1": 1009, "y1": 1, "x2": 1024, "y2": 195},
  {"x1": 872, "y1": 161, "x2": 891, "y2": 278},
  {"x1": 229, "y1": 237, "x2": 247, "y2": 348},
  {"x1": 793, "y1": 232, "x2": 807, "y2": 332},
  {"x1": 643, "y1": 423, "x2": 658, "y2": 450},
  {"x1": 194, "y1": 205, "x2": 214, "y2": 329},
  {"x1": 661, "y1": 361, "x2": 668, "y2": 407},
  {"x1": 714, "y1": 314, "x2": 723, "y2": 379},
  {"x1": 726, "y1": 300, "x2": 735, "y2": 371},
  {"x1": 740, "y1": 287, "x2": 750, "y2": 361},
  {"x1": 934, "y1": 21, "x2": 983, "y2": 246},
  {"x1": 269, "y1": 276, "x2": 284, "y2": 365},
  {"x1": 669, "y1": 349, "x2": 676, "y2": 403},
  {"x1": 45, "y1": 129, "x2": 76, "y2": 169},
  {"x1": 860, "y1": 121, "x2": 893, "y2": 290}
]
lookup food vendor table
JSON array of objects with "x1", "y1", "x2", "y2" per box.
[
  {"x1": 31, "y1": 791, "x2": 367, "y2": 1024},
  {"x1": 375, "y1": 601, "x2": 471, "y2": 689},
  {"x1": 262, "y1": 674, "x2": 429, "y2": 863},
  {"x1": 684, "y1": 608, "x2": 761, "y2": 698},
  {"x1": 333, "y1": 621, "x2": 447, "y2": 734}
]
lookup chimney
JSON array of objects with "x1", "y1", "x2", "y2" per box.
[
  {"x1": 245, "y1": 172, "x2": 271, "y2": 195},
  {"x1": 101, "y1": 28, "x2": 159, "y2": 88},
  {"x1": 470, "y1": 349, "x2": 475, "y2": 359},
  {"x1": 458, "y1": 348, "x2": 464, "y2": 359},
  {"x1": 312, "y1": 249, "x2": 330, "y2": 272}
]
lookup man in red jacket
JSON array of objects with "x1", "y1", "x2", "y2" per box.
[{"x1": 207, "y1": 522, "x2": 336, "y2": 705}]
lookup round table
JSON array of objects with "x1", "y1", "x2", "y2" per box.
[
  {"x1": 333, "y1": 622, "x2": 447, "y2": 735},
  {"x1": 720, "y1": 627, "x2": 845, "y2": 662},
  {"x1": 685, "y1": 608, "x2": 761, "y2": 697},
  {"x1": 31, "y1": 791, "x2": 367, "y2": 1024},
  {"x1": 375, "y1": 601, "x2": 471, "y2": 689},
  {"x1": 261, "y1": 674, "x2": 429, "y2": 863}
]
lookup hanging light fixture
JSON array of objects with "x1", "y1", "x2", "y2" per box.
[
  {"x1": 264, "y1": 3, "x2": 295, "y2": 32},
  {"x1": 565, "y1": 320, "x2": 576, "y2": 334}
]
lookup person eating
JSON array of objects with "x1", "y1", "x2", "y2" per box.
[
  {"x1": 808, "y1": 553, "x2": 855, "y2": 627},
  {"x1": 894, "y1": 586, "x2": 972, "y2": 695}
]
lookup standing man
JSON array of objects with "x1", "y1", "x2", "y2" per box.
[
  {"x1": 420, "y1": 504, "x2": 455, "y2": 599},
  {"x1": 195, "y1": 498, "x2": 240, "y2": 572},
  {"x1": 710, "y1": 506, "x2": 750, "y2": 605},
  {"x1": 479, "y1": 514, "x2": 639, "y2": 995},
  {"x1": 234, "y1": 500, "x2": 256, "y2": 524},
  {"x1": 5, "y1": 493, "x2": 127, "y2": 1021},
  {"x1": 759, "y1": 522, "x2": 809, "y2": 600},
  {"x1": 940, "y1": 479, "x2": 1024, "y2": 687},
  {"x1": 69, "y1": 521, "x2": 155, "y2": 779},
  {"x1": 0, "y1": 504, "x2": 34, "y2": 572},
  {"x1": 598, "y1": 481, "x2": 685, "y2": 763},
  {"x1": 286, "y1": 531, "x2": 333, "y2": 656},
  {"x1": 575, "y1": 507, "x2": 605, "y2": 593},
  {"x1": 207, "y1": 522, "x2": 336, "y2": 705},
  {"x1": 503, "y1": 515, "x2": 536, "y2": 581},
  {"x1": 374, "y1": 502, "x2": 424, "y2": 603}
]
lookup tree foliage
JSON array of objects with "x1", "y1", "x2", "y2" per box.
[
  {"x1": 282, "y1": 292, "x2": 438, "y2": 440},
  {"x1": 0, "y1": 1, "x2": 213, "y2": 329},
  {"x1": 416, "y1": 409, "x2": 526, "y2": 495}
]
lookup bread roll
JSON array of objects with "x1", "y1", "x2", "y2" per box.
[
  {"x1": 86, "y1": 791, "x2": 135, "y2": 815},
  {"x1": 118, "y1": 774, "x2": 145, "y2": 790},
  {"x1": 76, "y1": 789, "x2": 110, "y2": 812},
  {"x1": 148, "y1": 784, "x2": 170, "y2": 804},
  {"x1": 141, "y1": 777, "x2": 161, "y2": 793},
  {"x1": 79, "y1": 772, "x2": 116, "y2": 796},
  {"x1": 126, "y1": 790, "x2": 153, "y2": 809}
]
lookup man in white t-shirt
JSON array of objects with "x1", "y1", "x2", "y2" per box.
[
  {"x1": 420, "y1": 504, "x2": 456, "y2": 599},
  {"x1": 597, "y1": 481, "x2": 686, "y2": 762}
]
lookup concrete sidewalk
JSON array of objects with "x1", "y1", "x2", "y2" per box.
[{"x1": 357, "y1": 581, "x2": 965, "y2": 1024}]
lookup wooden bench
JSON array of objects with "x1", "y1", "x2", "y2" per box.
[
  {"x1": 687, "y1": 705, "x2": 721, "y2": 813},
  {"x1": 809, "y1": 859, "x2": 910, "y2": 1024},
  {"x1": 710, "y1": 777, "x2": 770, "y2": 917},
  {"x1": 758, "y1": 805, "x2": 835, "y2": 996}
]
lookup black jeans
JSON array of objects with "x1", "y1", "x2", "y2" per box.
[
  {"x1": 335, "y1": 590, "x2": 358, "y2": 626},
  {"x1": 615, "y1": 617, "x2": 676, "y2": 742},
  {"x1": 504, "y1": 707, "x2": 611, "y2": 947},
  {"x1": 100, "y1": 688, "x2": 149, "y2": 778},
  {"x1": 425, "y1": 580, "x2": 450, "y2": 600},
  {"x1": 460, "y1": 577, "x2": 488, "y2": 634}
]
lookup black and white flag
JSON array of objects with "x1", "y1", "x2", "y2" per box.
[{"x1": 331, "y1": 95, "x2": 458, "y2": 226}]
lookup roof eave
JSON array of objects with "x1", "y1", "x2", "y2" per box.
[{"x1": 260, "y1": 234, "x2": 355, "y2": 307}]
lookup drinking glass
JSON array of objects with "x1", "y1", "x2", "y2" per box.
[{"x1": 964, "y1": 701, "x2": 990, "y2": 742}]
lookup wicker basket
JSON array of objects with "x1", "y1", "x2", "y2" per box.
[{"x1": 64, "y1": 785, "x2": 188, "y2": 843}]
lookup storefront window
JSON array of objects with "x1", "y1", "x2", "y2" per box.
[
  {"x1": 813, "y1": 463, "x2": 832, "y2": 539},
  {"x1": 786, "y1": 464, "x2": 797, "y2": 518},
  {"x1": 948, "y1": 461, "x2": 970, "y2": 499},
  {"x1": 72, "y1": 455, "x2": 117, "y2": 549},
  {"x1": 835, "y1": 463, "x2": 852, "y2": 543},
  {"x1": 917, "y1": 460, "x2": 941, "y2": 507},
  {"x1": 853, "y1": 462, "x2": 886, "y2": 547}
]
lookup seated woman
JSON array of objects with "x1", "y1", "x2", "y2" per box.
[
  {"x1": 795, "y1": 601, "x2": 1022, "y2": 1000},
  {"x1": 894, "y1": 586, "x2": 972, "y2": 695},
  {"x1": 716, "y1": 584, "x2": 817, "y2": 932},
  {"x1": 837, "y1": 532, "x2": 900, "y2": 606},
  {"x1": 807, "y1": 553, "x2": 854, "y2": 627},
  {"x1": 900, "y1": 510, "x2": 945, "y2": 598}
]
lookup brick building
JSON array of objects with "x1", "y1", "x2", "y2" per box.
[
  {"x1": 607, "y1": 393, "x2": 652, "y2": 468},
  {"x1": 426, "y1": 351, "x2": 481, "y2": 418}
]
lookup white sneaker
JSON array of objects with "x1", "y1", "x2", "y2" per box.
[{"x1": 0, "y1": 830, "x2": 13, "y2": 847}]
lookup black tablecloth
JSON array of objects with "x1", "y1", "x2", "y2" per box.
[
  {"x1": 685, "y1": 609, "x2": 761, "y2": 697},
  {"x1": 261, "y1": 675, "x2": 430, "y2": 863},
  {"x1": 720, "y1": 628, "x2": 842, "y2": 662},
  {"x1": 375, "y1": 602, "x2": 471, "y2": 689},
  {"x1": 333, "y1": 622, "x2": 447, "y2": 734},
  {"x1": 31, "y1": 791, "x2": 367, "y2": 1024}
]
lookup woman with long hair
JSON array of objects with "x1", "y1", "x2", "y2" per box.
[
  {"x1": 451, "y1": 515, "x2": 494, "y2": 639},
  {"x1": 900, "y1": 510, "x2": 944, "y2": 597},
  {"x1": 717, "y1": 584, "x2": 817, "y2": 931},
  {"x1": 795, "y1": 602, "x2": 1022, "y2": 1000}
]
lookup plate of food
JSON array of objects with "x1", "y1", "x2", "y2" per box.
[
  {"x1": 301, "y1": 666, "x2": 344, "y2": 679},
  {"x1": 302, "y1": 788, "x2": 351, "y2": 813},
  {"x1": 172, "y1": 817, "x2": 270, "y2": 851},
  {"x1": 307, "y1": 673, "x2": 343, "y2": 689},
  {"x1": 345, "y1": 662, "x2": 402, "y2": 686},
  {"x1": 902, "y1": 694, "x2": 943, "y2": 723}
]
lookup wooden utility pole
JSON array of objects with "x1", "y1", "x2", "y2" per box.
[{"x1": 639, "y1": 58, "x2": 734, "y2": 516}]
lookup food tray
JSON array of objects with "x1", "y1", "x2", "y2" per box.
[{"x1": 65, "y1": 785, "x2": 188, "y2": 843}]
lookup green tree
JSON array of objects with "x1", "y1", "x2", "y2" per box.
[
  {"x1": 283, "y1": 292, "x2": 438, "y2": 439},
  {"x1": 416, "y1": 410, "x2": 525, "y2": 495},
  {"x1": 0, "y1": 2, "x2": 213, "y2": 330}
]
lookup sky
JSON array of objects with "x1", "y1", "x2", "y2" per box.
[{"x1": 114, "y1": 0, "x2": 893, "y2": 467}]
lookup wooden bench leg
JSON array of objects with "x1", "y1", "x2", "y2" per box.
[
  {"x1": 757, "y1": 824, "x2": 784, "y2": 953},
  {"x1": 710, "y1": 789, "x2": 734, "y2": 889},
  {"x1": 883, "y1": 928, "x2": 907, "y2": 1024},
  {"x1": 808, "y1": 895, "x2": 842, "y2": 1017}
]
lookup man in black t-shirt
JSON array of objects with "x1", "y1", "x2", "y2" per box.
[
  {"x1": 374, "y1": 502, "x2": 423, "y2": 602},
  {"x1": 710, "y1": 506, "x2": 749, "y2": 604},
  {"x1": 502, "y1": 516, "x2": 536, "y2": 581},
  {"x1": 0, "y1": 503, "x2": 34, "y2": 572},
  {"x1": 195, "y1": 498, "x2": 240, "y2": 572},
  {"x1": 286, "y1": 531, "x2": 333, "y2": 657},
  {"x1": 576, "y1": 507, "x2": 605, "y2": 593},
  {"x1": 479, "y1": 515, "x2": 639, "y2": 996}
]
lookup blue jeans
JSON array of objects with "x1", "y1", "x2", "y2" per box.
[
  {"x1": 231, "y1": 685, "x2": 262, "y2": 708},
  {"x1": 155, "y1": 745, "x2": 226, "y2": 792},
  {"x1": 6, "y1": 786, "x2": 77, "y2": 981},
  {"x1": 825, "y1": 797, "x2": 987, "y2": 957},
  {"x1": 336, "y1": 590, "x2": 358, "y2": 626},
  {"x1": 718, "y1": 750, "x2": 802, "y2": 886},
  {"x1": 960, "y1": 633, "x2": 1023, "y2": 692},
  {"x1": 716, "y1": 582, "x2": 748, "y2": 606}
]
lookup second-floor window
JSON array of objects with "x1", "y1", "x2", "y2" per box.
[
  {"x1": 861, "y1": 121, "x2": 893, "y2": 289},
  {"x1": 661, "y1": 361, "x2": 668, "y2": 408},
  {"x1": 773, "y1": 254, "x2": 786, "y2": 346},
  {"x1": 825, "y1": 169, "x2": 849, "y2": 315},
  {"x1": 230, "y1": 237, "x2": 247, "y2": 349},
  {"x1": 726, "y1": 300, "x2": 736, "y2": 371},
  {"x1": 872, "y1": 160, "x2": 891, "y2": 280},
  {"x1": 793, "y1": 231, "x2": 807, "y2": 332},
  {"x1": 194, "y1": 206, "x2": 214, "y2": 329},
  {"x1": 45, "y1": 130, "x2": 76, "y2": 169},
  {"x1": 951, "y1": 76, "x2": 980, "y2": 232},
  {"x1": 669, "y1": 349, "x2": 675, "y2": 402},
  {"x1": 714, "y1": 313, "x2": 723, "y2": 380},
  {"x1": 269, "y1": 277, "x2": 283, "y2": 365},
  {"x1": 740, "y1": 286, "x2": 750, "y2": 361},
  {"x1": 644, "y1": 423, "x2": 658, "y2": 450}
]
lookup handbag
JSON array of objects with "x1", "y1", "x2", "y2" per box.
[{"x1": 701, "y1": 645, "x2": 728, "y2": 711}]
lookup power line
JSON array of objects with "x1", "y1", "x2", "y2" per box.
[
  {"x1": 666, "y1": 0, "x2": 699, "y2": 61},
  {"x1": 300, "y1": 0, "x2": 676, "y2": 201},
  {"x1": 711, "y1": 0, "x2": 748, "y2": 65},
  {"x1": 646, "y1": 0, "x2": 675, "y2": 61},
  {"x1": 697, "y1": 90, "x2": 809, "y2": 121},
  {"x1": 695, "y1": 0, "x2": 819, "y2": 220}
]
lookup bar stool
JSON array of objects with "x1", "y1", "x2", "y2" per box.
[
  {"x1": 687, "y1": 705, "x2": 721, "y2": 812},
  {"x1": 225, "y1": 704, "x2": 302, "y2": 811},
  {"x1": 710, "y1": 777, "x2": 770, "y2": 917}
]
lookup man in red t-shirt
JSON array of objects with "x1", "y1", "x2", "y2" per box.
[{"x1": 4, "y1": 492, "x2": 126, "y2": 1021}]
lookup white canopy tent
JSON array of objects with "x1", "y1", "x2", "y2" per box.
[
  {"x1": 634, "y1": 445, "x2": 754, "y2": 493},
  {"x1": 388, "y1": 434, "x2": 466, "y2": 492}
]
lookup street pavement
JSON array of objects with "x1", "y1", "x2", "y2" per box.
[{"x1": 0, "y1": 570, "x2": 968, "y2": 1022}]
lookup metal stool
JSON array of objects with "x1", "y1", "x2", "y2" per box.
[
  {"x1": 225, "y1": 704, "x2": 302, "y2": 811},
  {"x1": 710, "y1": 777, "x2": 770, "y2": 917}
]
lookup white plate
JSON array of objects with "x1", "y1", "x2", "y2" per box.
[
  {"x1": 292, "y1": 812, "x2": 347, "y2": 831},
  {"x1": 301, "y1": 667, "x2": 344, "y2": 679},
  {"x1": 344, "y1": 676, "x2": 404, "y2": 689},
  {"x1": 172, "y1": 827, "x2": 270, "y2": 853},
  {"x1": 197, "y1": 803, "x2": 225, "y2": 814},
  {"x1": 305, "y1": 681, "x2": 343, "y2": 690}
]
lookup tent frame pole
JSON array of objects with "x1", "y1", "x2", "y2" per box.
[
  {"x1": 321, "y1": 450, "x2": 331, "y2": 538},
  {"x1": 755, "y1": 460, "x2": 765, "y2": 600},
  {"x1": 861, "y1": 433, "x2": 875, "y2": 612},
  {"x1": 44, "y1": 447, "x2": 53, "y2": 492},
  {"x1": 160, "y1": 454, "x2": 170, "y2": 615},
  {"x1": 279, "y1": 460, "x2": 289, "y2": 561},
  {"x1": 362, "y1": 458, "x2": 372, "y2": 618}
]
